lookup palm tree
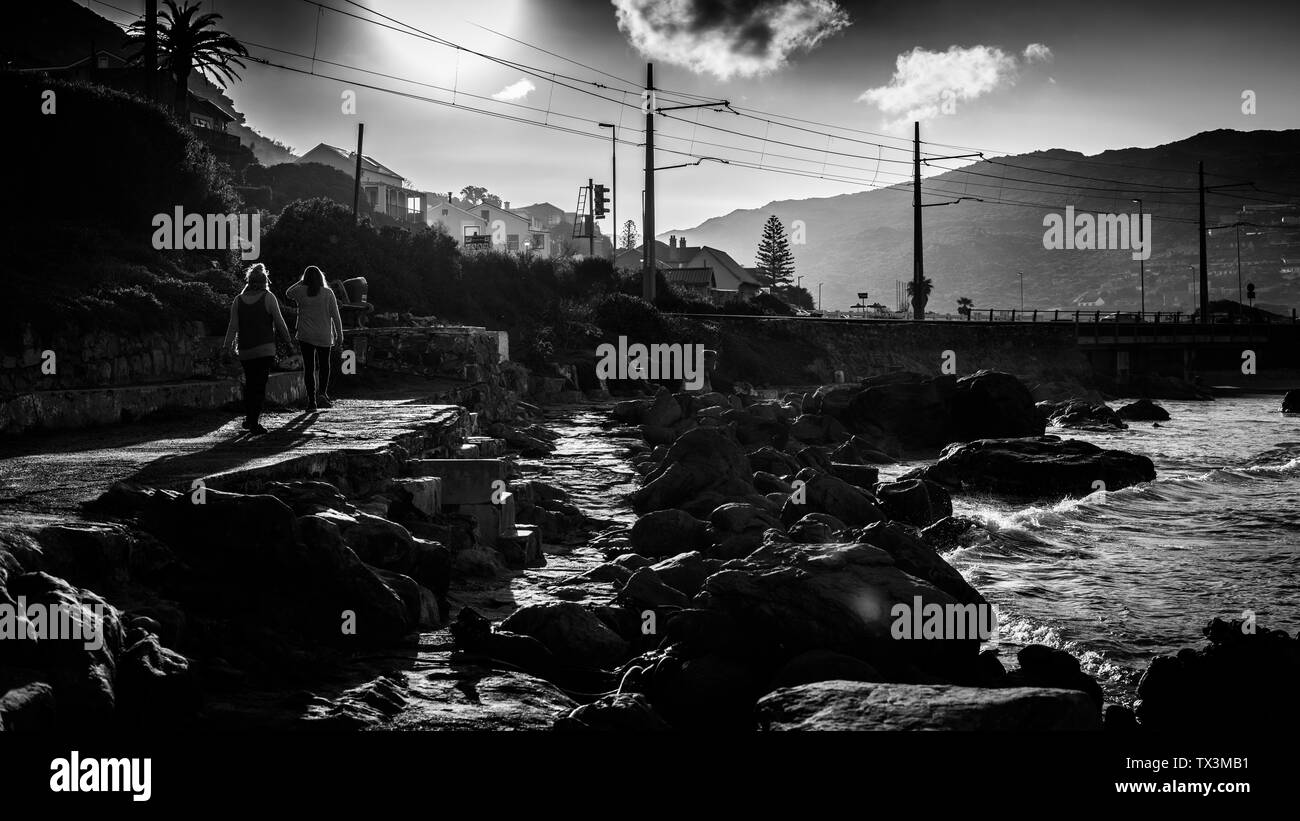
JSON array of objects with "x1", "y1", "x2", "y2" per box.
[
  {"x1": 130, "y1": 0, "x2": 249, "y2": 121},
  {"x1": 957, "y1": 296, "x2": 973, "y2": 318},
  {"x1": 906, "y1": 277, "x2": 933, "y2": 318}
]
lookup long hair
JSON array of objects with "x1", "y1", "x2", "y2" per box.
[
  {"x1": 242, "y1": 263, "x2": 269, "y2": 294},
  {"x1": 301, "y1": 265, "x2": 325, "y2": 297}
]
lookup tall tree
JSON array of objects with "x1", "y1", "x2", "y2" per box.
[
  {"x1": 957, "y1": 296, "x2": 973, "y2": 317},
  {"x1": 130, "y1": 0, "x2": 248, "y2": 121},
  {"x1": 620, "y1": 220, "x2": 638, "y2": 250},
  {"x1": 754, "y1": 215, "x2": 795, "y2": 288},
  {"x1": 906, "y1": 277, "x2": 934, "y2": 317}
]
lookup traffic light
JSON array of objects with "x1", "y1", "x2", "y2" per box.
[
  {"x1": 594, "y1": 184, "x2": 610, "y2": 219},
  {"x1": 1247, "y1": 282, "x2": 1256, "y2": 304}
]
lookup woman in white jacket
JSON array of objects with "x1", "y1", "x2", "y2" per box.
[{"x1": 285, "y1": 266, "x2": 344, "y2": 411}]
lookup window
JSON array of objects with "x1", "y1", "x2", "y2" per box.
[
  {"x1": 507, "y1": 234, "x2": 520, "y2": 252},
  {"x1": 481, "y1": 210, "x2": 490, "y2": 221},
  {"x1": 441, "y1": 209, "x2": 448, "y2": 216}
]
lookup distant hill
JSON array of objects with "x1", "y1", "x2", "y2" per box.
[{"x1": 661, "y1": 130, "x2": 1300, "y2": 315}]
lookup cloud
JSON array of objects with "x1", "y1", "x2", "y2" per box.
[
  {"x1": 491, "y1": 78, "x2": 536, "y2": 102},
  {"x1": 858, "y1": 43, "x2": 1050, "y2": 129},
  {"x1": 1023, "y1": 42, "x2": 1053, "y2": 63},
  {"x1": 612, "y1": 0, "x2": 851, "y2": 81}
]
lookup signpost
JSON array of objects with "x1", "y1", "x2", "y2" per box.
[
  {"x1": 857, "y1": 292, "x2": 869, "y2": 319},
  {"x1": 463, "y1": 234, "x2": 490, "y2": 252}
]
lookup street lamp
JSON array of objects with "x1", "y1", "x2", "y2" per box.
[
  {"x1": 817, "y1": 282, "x2": 823, "y2": 311},
  {"x1": 1017, "y1": 270, "x2": 1024, "y2": 313},
  {"x1": 1131, "y1": 199, "x2": 1144, "y2": 319},
  {"x1": 598, "y1": 123, "x2": 617, "y2": 257},
  {"x1": 1187, "y1": 264, "x2": 1197, "y2": 320}
]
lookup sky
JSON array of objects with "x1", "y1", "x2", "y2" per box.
[{"x1": 91, "y1": 0, "x2": 1300, "y2": 233}]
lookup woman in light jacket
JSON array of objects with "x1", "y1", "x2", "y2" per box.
[
  {"x1": 222, "y1": 263, "x2": 293, "y2": 435},
  {"x1": 286, "y1": 265, "x2": 344, "y2": 411}
]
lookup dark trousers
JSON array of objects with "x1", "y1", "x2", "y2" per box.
[
  {"x1": 240, "y1": 356, "x2": 274, "y2": 423},
  {"x1": 299, "y1": 342, "x2": 332, "y2": 399}
]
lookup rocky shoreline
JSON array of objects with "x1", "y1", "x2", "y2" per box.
[{"x1": 2, "y1": 373, "x2": 1297, "y2": 732}]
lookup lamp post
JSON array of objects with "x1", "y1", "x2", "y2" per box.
[
  {"x1": 1187, "y1": 264, "x2": 1197, "y2": 320},
  {"x1": 1131, "y1": 198, "x2": 1145, "y2": 319},
  {"x1": 598, "y1": 123, "x2": 616, "y2": 258},
  {"x1": 1018, "y1": 270, "x2": 1024, "y2": 313},
  {"x1": 817, "y1": 282, "x2": 823, "y2": 311}
]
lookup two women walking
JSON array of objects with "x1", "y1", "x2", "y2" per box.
[{"x1": 222, "y1": 263, "x2": 344, "y2": 434}]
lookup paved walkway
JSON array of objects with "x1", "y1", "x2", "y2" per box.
[{"x1": 0, "y1": 394, "x2": 463, "y2": 515}]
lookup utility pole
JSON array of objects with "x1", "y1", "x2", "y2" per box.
[
  {"x1": 911, "y1": 121, "x2": 981, "y2": 321},
  {"x1": 912, "y1": 121, "x2": 922, "y2": 320},
  {"x1": 588, "y1": 178, "x2": 595, "y2": 257},
  {"x1": 1235, "y1": 222, "x2": 1243, "y2": 308},
  {"x1": 643, "y1": 63, "x2": 655, "y2": 302},
  {"x1": 1198, "y1": 161, "x2": 1209, "y2": 322},
  {"x1": 352, "y1": 122, "x2": 365, "y2": 219}
]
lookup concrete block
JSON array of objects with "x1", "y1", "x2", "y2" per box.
[
  {"x1": 467, "y1": 436, "x2": 506, "y2": 457},
  {"x1": 408, "y1": 459, "x2": 506, "y2": 504},
  {"x1": 496, "y1": 524, "x2": 543, "y2": 569},
  {"x1": 455, "y1": 493, "x2": 516, "y2": 545},
  {"x1": 392, "y1": 477, "x2": 443, "y2": 517},
  {"x1": 456, "y1": 443, "x2": 481, "y2": 458}
]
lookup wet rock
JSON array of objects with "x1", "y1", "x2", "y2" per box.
[
  {"x1": 804, "y1": 383, "x2": 864, "y2": 420},
  {"x1": 630, "y1": 509, "x2": 709, "y2": 558},
  {"x1": 619, "y1": 568, "x2": 690, "y2": 610},
  {"x1": 768, "y1": 649, "x2": 882, "y2": 691},
  {"x1": 951, "y1": 370, "x2": 1046, "y2": 441},
  {"x1": 695, "y1": 540, "x2": 980, "y2": 679},
  {"x1": 612, "y1": 398, "x2": 654, "y2": 424},
  {"x1": 556, "y1": 692, "x2": 672, "y2": 731},
  {"x1": 1006, "y1": 644, "x2": 1104, "y2": 708},
  {"x1": 115, "y1": 634, "x2": 201, "y2": 727},
  {"x1": 337, "y1": 512, "x2": 418, "y2": 575},
  {"x1": 844, "y1": 372, "x2": 956, "y2": 452},
  {"x1": 829, "y1": 463, "x2": 879, "y2": 488},
  {"x1": 631, "y1": 429, "x2": 757, "y2": 514},
  {"x1": 581, "y1": 562, "x2": 634, "y2": 584},
  {"x1": 649, "y1": 552, "x2": 714, "y2": 597},
  {"x1": 795, "y1": 446, "x2": 834, "y2": 473},
  {"x1": 747, "y1": 446, "x2": 802, "y2": 477},
  {"x1": 916, "y1": 436, "x2": 1156, "y2": 497},
  {"x1": 919, "y1": 516, "x2": 976, "y2": 550},
  {"x1": 848, "y1": 521, "x2": 985, "y2": 606},
  {"x1": 1116, "y1": 399, "x2": 1171, "y2": 422},
  {"x1": 1039, "y1": 399, "x2": 1127, "y2": 431},
  {"x1": 500, "y1": 602, "x2": 630, "y2": 669},
  {"x1": 780, "y1": 470, "x2": 885, "y2": 528},
  {"x1": 752, "y1": 471, "x2": 793, "y2": 495},
  {"x1": 790, "y1": 414, "x2": 847, "y2": 445},
  {"x1": 0, "y1": 682, "x2": 57, "y2": 731},
  {"x1": 10, "y1": 522, "x2": 132, "y2": 591},
  {"x1": 1135, "y1": 617, "x2": 1300, "y2": 730},
  {"x1": 757, "y1": 680, "x2": 1101, "y2": 731},
  {"x1": 296, "y1": 515, "x2": 413, "y2": 641},
  {"x1": 261, "y1": 481, "x2": 349, "y2": 516},
  {"x1": 786, "y1": 513, "x2": 848, "y2": 544},
  {"x1": 648, "y1": 651, "x2": 766, "y2": 730},
  {"x1": 875, "y1": 478, "x2": 953, "y2": 528},
  {"x1": 720, "y1": 407, "x2": 789, "y2": 449},
  {"x1": 707, "y1": 503, "x2": 783, "y2": 559},
  {"x1": 642, "y1": 389, "x2": 684, "y2": 429},
  {"x1": 612, "y1": 553, "x2": 653, "y2": 570},
  {"x1": 831, "y1": 435, "x2": 897, "y2": 465}
]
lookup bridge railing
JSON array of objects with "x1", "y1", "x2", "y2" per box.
[{"x1": 952, "y1": 309, "x2": 1297, "y2": 324}]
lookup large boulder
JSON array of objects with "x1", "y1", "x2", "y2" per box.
[
  {"x1": 780, "y1": 470, "x2": 885, "y2": 528},
  {"x1": 1135, "y1": 617, "x2": 1300, "y2": 731},
  {"x1": 747, "y1": 446, "x2": 802, "y2": 477},
  {"x1": 843, "y1": 372, "x2": 956, "y2": 452},
  {"x1": 649, "y1": 552, "x2": 715, "y2": 597},
  {"x1": 756, "y1": 680, "x2": 1101, "y2": 730},
  {"x1": 916, "y1": 436, "x2": 1156, "y2": 497},
  {"x1": 707, "y1": 503, "x2": 783, "y2": 559},
  {"x1": 499, "y1": 602, "x2": 630, "y2": 669},
  {"x1": 630, "y1": 429, "x2": 757, "y2": 514},
  {"x1": 1117, "y1": 398, "x2": 1171, "y2": 422},
  {"x1": 874, "y1": 478, "x2": 953, "y2": 528},
  {"x1": 629, "y1": 509, "x2": 710, "y2": 558},
  {"x1": 1006, "y1": 644, "x2": 1103, "y2": 708},
  {"x1": 850, "y1": 521, "x2": 984, "y2": 606},
  {"x1": 694, "y1": 539, "x2": 981, "y2": 679},
  {"x1": 951, "y1": 370, "x2": 1046, "y2": 441}
]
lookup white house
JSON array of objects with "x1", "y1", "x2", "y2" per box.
[{"x1": 296, "y1": 143, "x2": 425, "y2": 224}]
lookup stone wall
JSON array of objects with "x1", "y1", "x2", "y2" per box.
[{"x1": 1, "y1": 322, "x2": 221, "y2": 396}]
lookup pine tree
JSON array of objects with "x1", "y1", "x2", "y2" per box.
[
  {"x1": 755, "y1": 215, "x2": 795, "y2": 288},
  {"x1": 620, "y1": 220, "x2": 638, "y2": 250}
]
